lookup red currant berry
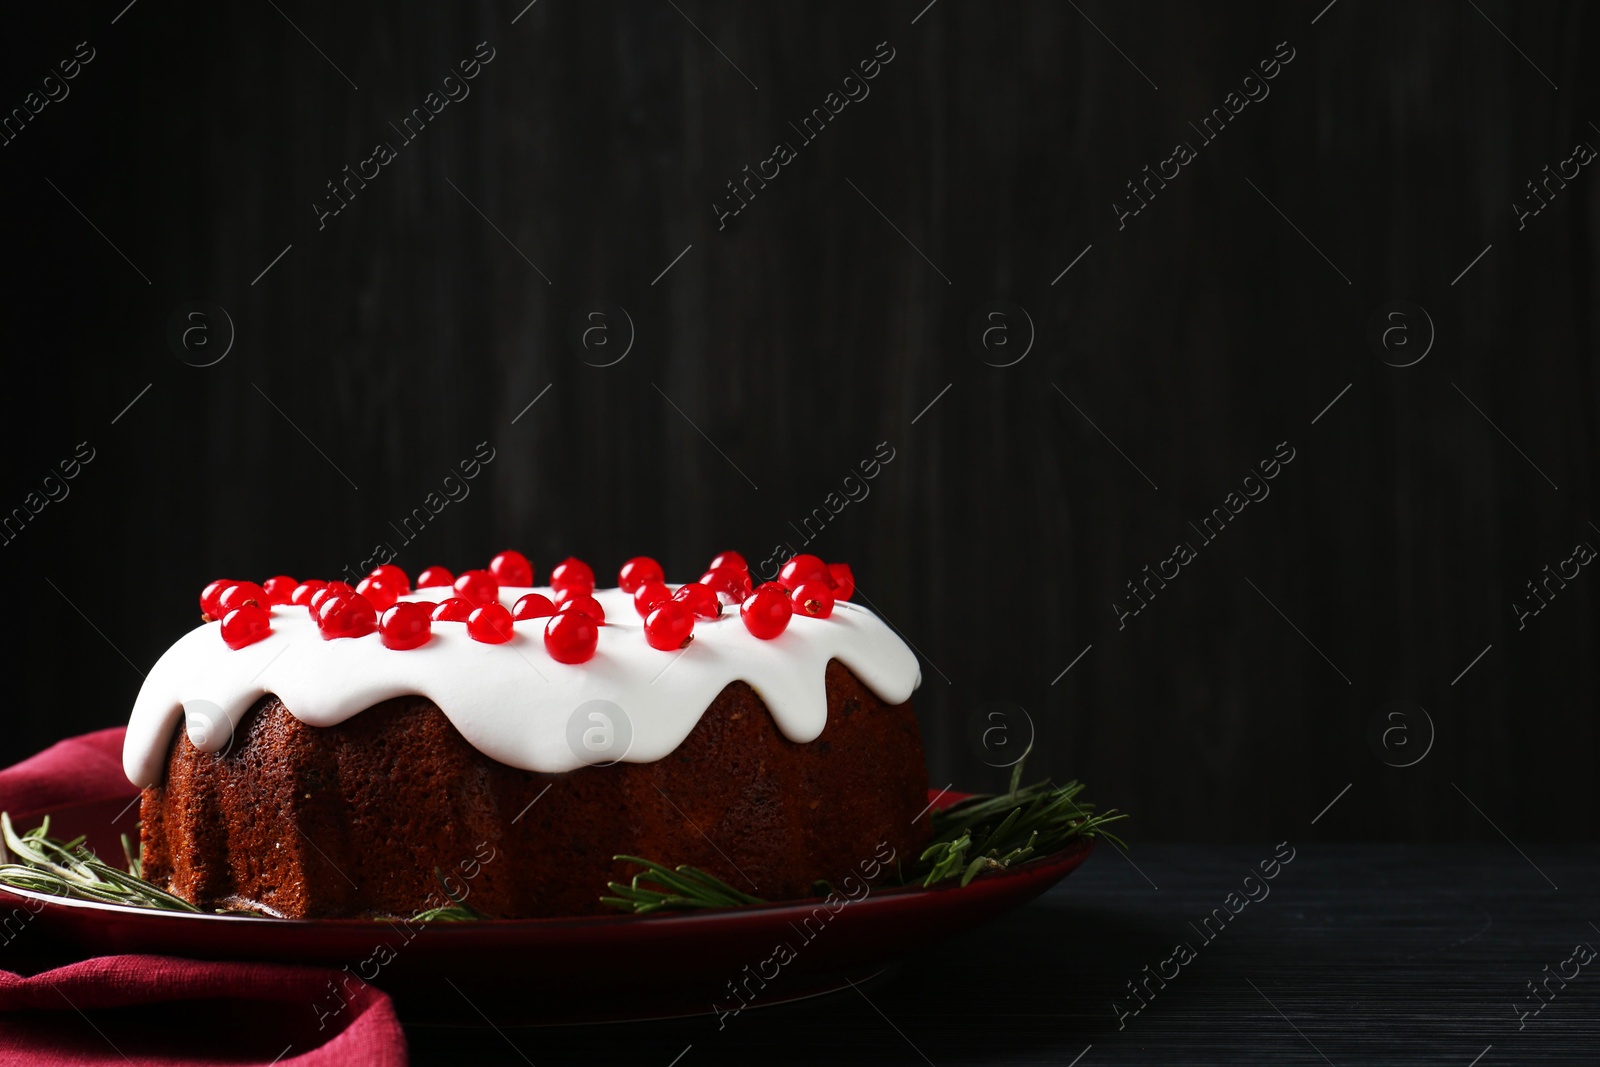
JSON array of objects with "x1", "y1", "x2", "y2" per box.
[
  {"x1": 454, "y1": 569, "x2": 499, "y2": 606},
  {"x1": 827, "y1": 562, "x2": 854, "y2": 601},
  {"x1": 467, "y1": 603, "x2": 515, "y2": 644},
  {"x1": 220, "y1": 604, "x2": 272, "y2": 649},
  {"x1": 291, "y1": 579, "x2": 329, "y2": 607},
  {"x1": 200, "y1": 579, "x2": 236, "y2": 620},
  {"x1": 489, "y1": 550, "x2": 534, "y2": 587},
  {"x1": 218, "y1": 581, "x2": 268, "y2": 614},
  {"x1": 367, "y1": 564, "x2": 411, "y2": 595},
  {"x1": 550, "y1": 557, "x2": 595, "y2": 594},
  {"x1": 317, "y1": 593, "x2": 378, "y2": 640},
  {"x1": 416, "y1": 566, "x2": 454, "y2": 589},
  {"x1": 633, "y1": 580, "x2": 672, "y2": 618},
  {"x1": 700, "y1": 567, "x2": 752, "y2": 602},
  {"x1": 512, "y1": 593, "x2": 557, "y2": 620},
  {"x1": 262, "y1": 576, "x2": 298, "y2": 605},
  {"x1": 645, "y1": 600, "x2": 696, "y2": 651},
  {"x1": 379, "y1": 602, "x2": 433, "y2": 650},
  {"x1": 431, "y1": 597, "x2": 474, "y2": 622},
  {"x1": 618, "y1": 556, "x2": 665, "y2": 594},
  {"x1": 741, "y1": 586, "x2": 793, "y2": 640},
  {"x1": 544, "y1": 611, "x2": 598, "y2": 664},
  {"x1": 557, "y1": 594, "x2": 606, "y2": 624},
  {"x1": 672, "y1": 582, "x2": 722, "y2": 619},
  {"x1": 779, "y1": 554, "x2": 828, "y2": 591},
  {"x1": 309, "y1": 581, "x2": 356, "y2": 616},
  {"x1": 356, "y1": 576, "x2": 401, "y2": 612},
  {"x1": 755, "y1": 581, "x2": 788, "y2": 595},
  {"x1": 791, "y1": 580, "x2": 835, "y2": 619},
  {"x1": 708, "y1": 550, "x2": 747, "y2": 573}
]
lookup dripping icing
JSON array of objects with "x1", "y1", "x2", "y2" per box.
[{"x1": 122, "y1": 586, "x2": 921, "y2": 787}]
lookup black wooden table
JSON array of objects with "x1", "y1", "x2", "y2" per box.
[{"x1": 408, "y1": 844, "x2": 1600, "y2": 1065}]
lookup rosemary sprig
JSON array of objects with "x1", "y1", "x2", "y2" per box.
[
  {"x1": 599, "y1": 761, "x2": 1128, "y2": 912},
  {"x1": 1, "y1": 813, "x2": 490, "y2": 922},
  {"x1": 601, "y1": 855, "x2": 767, "y2": 914},
  {"x1": 917, "y1": 763, "x2": 1127, "y2": 887},
  {"x1": 410, "y1": 867, "x2": 485, "y2": 922},
  {"x1": 0, "y1": 812, "x2": 201, "y2": 912},
  {"x1": 121, "y1": 833, "x2": 141, "y2": 879},
  {"x1": 2, "y1": 759, "x2": 1126, "y2": 922}
]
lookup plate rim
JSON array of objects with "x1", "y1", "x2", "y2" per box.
[{"x1": 0, "y1": 798, "x2": 1096, "y2": 931}]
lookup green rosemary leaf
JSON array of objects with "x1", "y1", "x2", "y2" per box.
[
  {"x1": 601, "y1": 856, "x2": 768, "y2": 914},
  {"x1": 972, "y1": 805, "x2": 1023, "y2": 855},
  {"x1": 412, "y1": 904, "x2": 480, "y2": 922},
  {"x1": 961, "y1": 856, "x2": 991, "y2": 887},
  {"x1": 408, "y1": 867, "x2": 484, "y2": 922},
  {"x1": 88, "y1": 859, "x2": 203, "y2": 911},
  {"x1": 645, "y1": 869, "x2": 719, "y2": 899},
  {"x1": 674, "y1": 865, "x2": 763, "y2": 905},
  {"x1": 604, "y1": 882, "x2": 671, "y2": 904},
  {"x1": 0, "y1": 812, "x2": 203, "y2": 913},
  {"x1": 616, "y1": 859, "x2": 718, "y2": 902},
  {"x1": 913, "y1": 760, "x2": 1129, "y2": 888},
  {"x1": 121, "y1": 833, "x2": 140, "y2": 880}
]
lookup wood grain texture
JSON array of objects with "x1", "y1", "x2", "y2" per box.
[
  {"x1": 405, "y1": 844, "x2": 1600, "y2": 1065},
  {"x1": 0, "y1": 1, "x2": 1595, "y2": 840}
]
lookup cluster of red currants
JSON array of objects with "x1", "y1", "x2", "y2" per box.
[
  {"x1": 622, "y1": 550, "x2": 853, "y2": 651},
  {"x1": 197, "y1": 549, "x2": 853, "y2": 667},
  {"x1": 197, "y1": 551, "x2": 600, "y2": 663},
  {"x1": 403, "y1": 552, "x2": 603, "y2": 664}
]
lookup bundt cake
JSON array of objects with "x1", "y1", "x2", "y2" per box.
[{"x1": 123, "y1": 552, "x2": 929, "y2": 919}]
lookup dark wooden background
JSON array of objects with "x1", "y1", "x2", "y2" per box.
[{"x1": 2, "y1": 1, "x2": 1594, "y2": 840}]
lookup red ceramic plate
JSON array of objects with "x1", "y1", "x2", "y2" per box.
[{"x1": 0, "y1": 790, "x2": 1094, "y2": 1024}]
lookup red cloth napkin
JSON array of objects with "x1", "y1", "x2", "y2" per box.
[
  {"x1": 0, "y1": 727, "x2": 134, "y2": 819},
  {"x1": 0, "y1": 728, "x2": 408, "y2": 1067}
]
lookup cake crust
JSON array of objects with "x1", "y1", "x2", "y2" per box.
[{"x1": 140, "y1": 661, "x2": 930, "y2": 918}]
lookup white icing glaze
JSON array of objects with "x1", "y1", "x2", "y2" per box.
[{"x1": 122, "y1": 587, "x2": 921, "y2": 788}]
